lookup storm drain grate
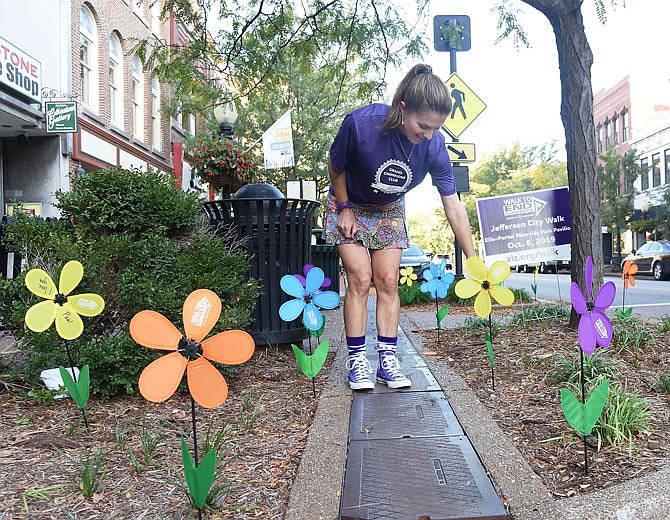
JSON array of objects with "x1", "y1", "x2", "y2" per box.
[
  {"x1": 340, "y1": 437, "x2": 507, "y2": 520},
  {"x1": 350, "y1": 391, "x2": 463, "y2": 440}
]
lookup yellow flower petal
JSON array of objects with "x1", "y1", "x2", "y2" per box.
[
  {"x1": 59, "y1": 260, "x2": 83, "y2": 296},
  {"x1": 25, "y1": 269, "x2": 57, "y2": 299},
  {"x1": 406, "y1": 277, "x2": 414, "y2": 286},
  {"x1": 69, "y1": 293, "x2": 106, "y2": 317},
  {"x1": 465, "y1": 257, "x2": 487, "y2": 282},
  {"x1": 55, "y1": 304, "x2": 84, "y2": 340},
  {"x1": 25, "y1": 299, "x2": 58, "y2": 332},
  {"x1": 455, "y1": 278, "x2": 481, "y2": 299},
  {"x1": 474, "y1": 290, "x2": 492, "y2": 318},
  {"x1": 488, "y1": 261, "x2": 511, "y2": 285},
  {"x1": 489, "y1": 285, "x2": 515, "y2": 307}
]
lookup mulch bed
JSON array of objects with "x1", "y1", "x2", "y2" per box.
[
  {"x1": 412, "y1": 301, "x2": 670, "y2": 498},
  {"x1": 0, "y1": 347, "x2": 330, "y2": 519}
]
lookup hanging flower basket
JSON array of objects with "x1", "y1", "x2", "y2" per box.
[{"x1": 189, "y1": 133, "x2": 262, "y2": 187}]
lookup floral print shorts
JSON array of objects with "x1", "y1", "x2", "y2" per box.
[{"x1": 323, "y1": 193, "x2": 409, "y2": 249}]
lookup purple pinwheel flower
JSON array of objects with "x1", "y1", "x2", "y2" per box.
[
  {"x1": 570, "y1": 256, "x2": 616, "y2": 354},
  {"x1": 420, "y1": 258, "x2": 454, "y2": 299},
  {"x1": 293, "y1": 263, "x2": 332, "y2": 291},
  {"x1": 279, "y1": 266, "x2": 340, "y2": 331}
]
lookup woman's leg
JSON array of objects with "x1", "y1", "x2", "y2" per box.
[
  {"x1": 337, "y1": 243, "x2": 375, "y2": 390},
  {"x1": 370, "y1": 248, "x2": 411, "y2": 388}
]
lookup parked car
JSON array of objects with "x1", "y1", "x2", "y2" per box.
[
  {"x1": 515, "y1": 260, "x2": 570, "y2": 274},
  {"x1": 431, "y1": 253, "x2": 453, "y2": 270},
  {"x1": 400, "y1": 243, "x2": 431, "y2": 276},
  {"x1": 623, "y1": 240, "x2": 670, "y2": 280}
]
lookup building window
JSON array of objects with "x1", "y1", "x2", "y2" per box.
[
  {"x1": 640, "y1": 158, "x2": 649, "y2": 191},
  {"x1": 109, "y1": 33, "x2": 124, "y2": 127},
  {"x1": 597, "y1": 125, "x2": 603, "y2": 153},
  {"x1": 79, "y1": 5, "x2": 99, "y2": 112},
  {"x1": 131, "y1": 56, "x2": 145, "y2": 141},
  {"x1": 665, "y1": 149, "x2": 670, "y2": 184},
  {"x1": 622, "y1": 110, "x2": 629, "y2": 142},
  {"x1": 652, "y1": 153, "x2": 661, "y2": 187},
  {"x1": 613, "y1": 115, "x2": 619, "y2": 146},
  {"x1": 150, "y1": 0, "x2": 161, "y2": 36},
  {"x1": 151, "y1": 76, "x2": 161, "y2": 151},
  {"x1": 604, "y1": 120, "x2": 610, "y2": 149}
]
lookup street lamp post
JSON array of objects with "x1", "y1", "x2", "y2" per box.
[{"x1": 214, "y1": 103, "x2": 238, "y2": 139}]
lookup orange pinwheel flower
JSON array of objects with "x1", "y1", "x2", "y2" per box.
[
  {"x1": 130, "y1": 289, "x2": 254, "y2": 408},
  {"x1": 622, "y1": 260, "x2": 638, "y2": 290}
]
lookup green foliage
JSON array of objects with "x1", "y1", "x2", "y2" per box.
[
  {"x1": 0, "y1": 168, "x2": 257, "y2": 399},
  {"x1": 551, "y1": 351, "x2": 620, "y2": 385},
  {"x1": 77, "y1": 447, "x2": 108, "y2": 498},
  {"x1": 656, "y1": 372, "x2": 670, "y2": 393},
  {"x1": 658, "y1": 314, "x2": 670, "y2": 333},
  {"x1": 398, "y1": 282, "x2": 433, "y2": 306},
  {"x1": 463, "y1": 316, "x2": 501, "y2": 337},
  {"x1": 239, "y1": 388, "x2": 264, "y2": 432},
  {"x1": 511, "y1": 287, "x2": 532, "y2": 303},
  {"x1": 509, "y1": 303, "x2": 571, "y2": 326},
  {"x1": 593, "y1": 381, "x2": 654, "y2": 449},
  {"x1": 612, "y1": 314, "x2": 656, "y2": 366}
]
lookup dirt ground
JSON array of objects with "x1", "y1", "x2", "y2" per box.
[
  {"x1": 0, "y1": 347, "x2": 331, "y2": 519},
  {"x1": 413, "y1": 301, "x2": 670, "y2": 498}
]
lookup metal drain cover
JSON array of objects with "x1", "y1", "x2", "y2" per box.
[
  {"x1": 350, "y1": 391, "x2": 463, "y2": 440},
  {"x1": 340, "y1": 437, "x2": 507, "y2": 520}
]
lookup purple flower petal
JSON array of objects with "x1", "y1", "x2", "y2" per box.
[
  {"x1": 570, "y1": 282, "x2": 587, "y2": 315},
  {"x1": 585, "y1": 256, "x2": 593, "y2": 299},
  {"x1": 578, "y1": 314, "x2": 597, "y2": 354},
  {"x1": 294, "y1": 274, "x2": 307, "y2": 287},
  {"x1": 303, "y1": 264, "x2": 314, "y2": 277},
  {"x1": 591, "y1": 309, "x2": 613, "y2": 348},
  {"x1": 594, "y1": 281, "x2": 616, "y2": 311}
]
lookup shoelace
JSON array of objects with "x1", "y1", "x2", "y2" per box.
[
  {"x1": 346, "y1": 353, "x2": 372, "y2": 381},
  {"x1": 379, "y1": 353, "x2": 403, "y2": 379}
]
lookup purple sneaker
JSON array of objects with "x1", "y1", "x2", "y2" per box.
[
  {"x1": 346, "y1": 353, "x2": 374, "y2": 390},
  {"x1": 376, "y1": 351, "x2": 411, "y2": 389}
]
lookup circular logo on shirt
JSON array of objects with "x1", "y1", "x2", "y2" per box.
[{"x1": 370, "y1": 159, "x2": 413, "y2": 194}]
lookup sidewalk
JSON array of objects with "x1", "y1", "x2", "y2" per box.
[{"x1": 286, "y1": 301, "x2": 670, "y2": 519}]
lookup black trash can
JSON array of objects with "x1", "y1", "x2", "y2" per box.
[
  {"x1": 204, "y1": 184, "x2": 321, "y2": 345},
  {"x1": 310, "y1": 229, "x2": 340, "y2": 296}
]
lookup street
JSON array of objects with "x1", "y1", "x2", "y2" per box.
[{"x1": 505, "y1": 271, "x2": 670, "y2": 319}]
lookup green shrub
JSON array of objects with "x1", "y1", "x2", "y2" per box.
[
  {"x1": 551, "y1": 350, "x2": 620, "y2": 385},
  {"x1": 0, "y1": 168, "x2": 257, "y2": 399},
  {"x1": 509, "y1": 303, "x2": 571, "y2": 326},
  {"x1": 612, "y1": 314, "x2": 656, "y2": 366},
  {"x1": 657, "y1": 372, "x2": 670, "y2": 393},
  {"x1": 398, "y1": 282, "x2": 433, "y2": 306}
]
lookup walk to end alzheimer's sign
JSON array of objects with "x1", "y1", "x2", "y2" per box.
[
  {"x1": 476, "y1": 187, "x2": 571, "y2": 267},
  {"x1": 262, "y1": 110, "x2": 294, "y2": 169}
]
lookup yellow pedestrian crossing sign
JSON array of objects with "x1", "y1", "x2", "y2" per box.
[{"x1": 443, "y1": 72, "x2": 486, "y2": 139}]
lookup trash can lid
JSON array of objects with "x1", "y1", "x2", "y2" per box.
[{"x1": 235, "y1": 183, "x2": 285, "y2": 199}]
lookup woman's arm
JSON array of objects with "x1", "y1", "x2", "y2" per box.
[
  {"x1": 441, "y1": 193, "x2": 475, "y2": 258},
  {"x1": 328, "y1": 156, "x2": 357, "y2": 239}
]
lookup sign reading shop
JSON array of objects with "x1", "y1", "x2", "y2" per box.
[{"x1": 0, "y1": 36, "x2": 42, "y2": 103}]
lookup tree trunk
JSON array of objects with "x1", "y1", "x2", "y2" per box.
[{"x1": 522, "y1": 0, "x2": 604, "y2": 327}]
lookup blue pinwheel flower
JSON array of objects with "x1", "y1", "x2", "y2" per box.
[
  {"x1": 279, "y1": 266, "x2": 340, "y2": 330},
  {"x1": 420, "y1": 259, "x2": 454, "y2": 299}
]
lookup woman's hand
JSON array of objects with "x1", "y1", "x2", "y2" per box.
[{"x1": 337, "y1": 208, "x2": 357, "y2": 239}]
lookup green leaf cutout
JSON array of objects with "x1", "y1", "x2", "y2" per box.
[
  {"x1": 181, "y1": 437, "x2": 217, "y2": 509},
  {"x1": 561, "y1": 379, "x2": 610, "y2": 436},
  {"x1": 484, "y1": 331, "x2": 494, "y2": 369},
  {"x1": 530, "y1": 284, "x2": 537, "y2": 295},
  {"x1": 436, "y1": 305, "x2": 449, "y2": 327},
  {"x1": 308, "y1": 315, "x2": 327, "y2": 339},
  {"x1": 615, "y1": 307, "x2": 633, "y2": 319},
  {"x1": 59, "y1": 365, "x2": 90, "y2": 409},
  {"x1": 292, "y1": 339, "x2": 329, "y2": 378}
]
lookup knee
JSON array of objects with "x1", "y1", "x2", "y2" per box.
[
  {"x1": 347, "y1": 271, "x2": 372, "y2": 296},
  {"x1": 374, "y1": 269, "x2": 400, "y2": 294}
]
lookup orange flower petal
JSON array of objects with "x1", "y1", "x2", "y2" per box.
[
  {"x1": 183, "y1": 289, "x2": 222, "y2": 342},
  {"x1": 139, "y1": 352, "x2": 188, "y2": 403},
  {"x1": 202, "y1": 330, "x2": 255, "y2": 365},
  {"x1": 130, "y1": 310, "x2": 182, "y2": 350},
  {"x1": 187, "y1": 358, "x2": 228, "y2": 408},
  {"x1": 629, "y1": 263, "x2": 638, "y2": 275},
  {"x1": 629, "y1": 276, "x2": 635, "y2": 287}
]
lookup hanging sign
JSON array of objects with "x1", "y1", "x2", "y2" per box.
[
  {"x1": 45, "y1": 101, "x2": 78, "y2": 133},
  {"x1": 262, "y1": 110, "x2": 294, "y2": 169}
]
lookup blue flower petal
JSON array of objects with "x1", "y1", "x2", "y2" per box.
[
  {"x1": 279, "y1": 298, "x2": 305, "y2": 322},
  {"x1": 305, "y1": 267, "x2": 325, "y2": 294},
  {"x1": 281, "y1": 275, "x2": 306, "y2": 298},
  {"x1": 435, "y1": 280, "x2": 449, "y2": 299},
  {"x1": 313, "y1": 290, "x2": 340, "y2": 310},
  {"x1": 302, "y1": 302, "x2": 323, "y2": 330}
]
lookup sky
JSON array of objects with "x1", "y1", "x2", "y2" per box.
[{"x1": 396, "y1": 0, "x2": 670, "y2": 214}]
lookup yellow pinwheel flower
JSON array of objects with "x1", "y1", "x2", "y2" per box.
[
  {"x1": 399, "y1": 266, "x2": 418, "y2": 286},
  {"x1": 455, "y1": 257, "x2": 514, "y2": 318},
  {"x1": 24, "y1": 260, "x2": 105, "y2": 340}
]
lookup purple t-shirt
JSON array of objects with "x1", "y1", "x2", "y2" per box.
[{"x1": 329, "y1": 103, "x2": 455, "y2": 205}]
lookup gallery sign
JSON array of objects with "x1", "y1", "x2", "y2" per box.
[
  {"x1": 45, "y1": 101, "x2": 78, "y2": 133},
  {"x1": 476, "y1": 187, "x2": 571, "y2": 267},
  {"x1": 0, "y1": 35, "x2": 42, "y2": 103}
]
